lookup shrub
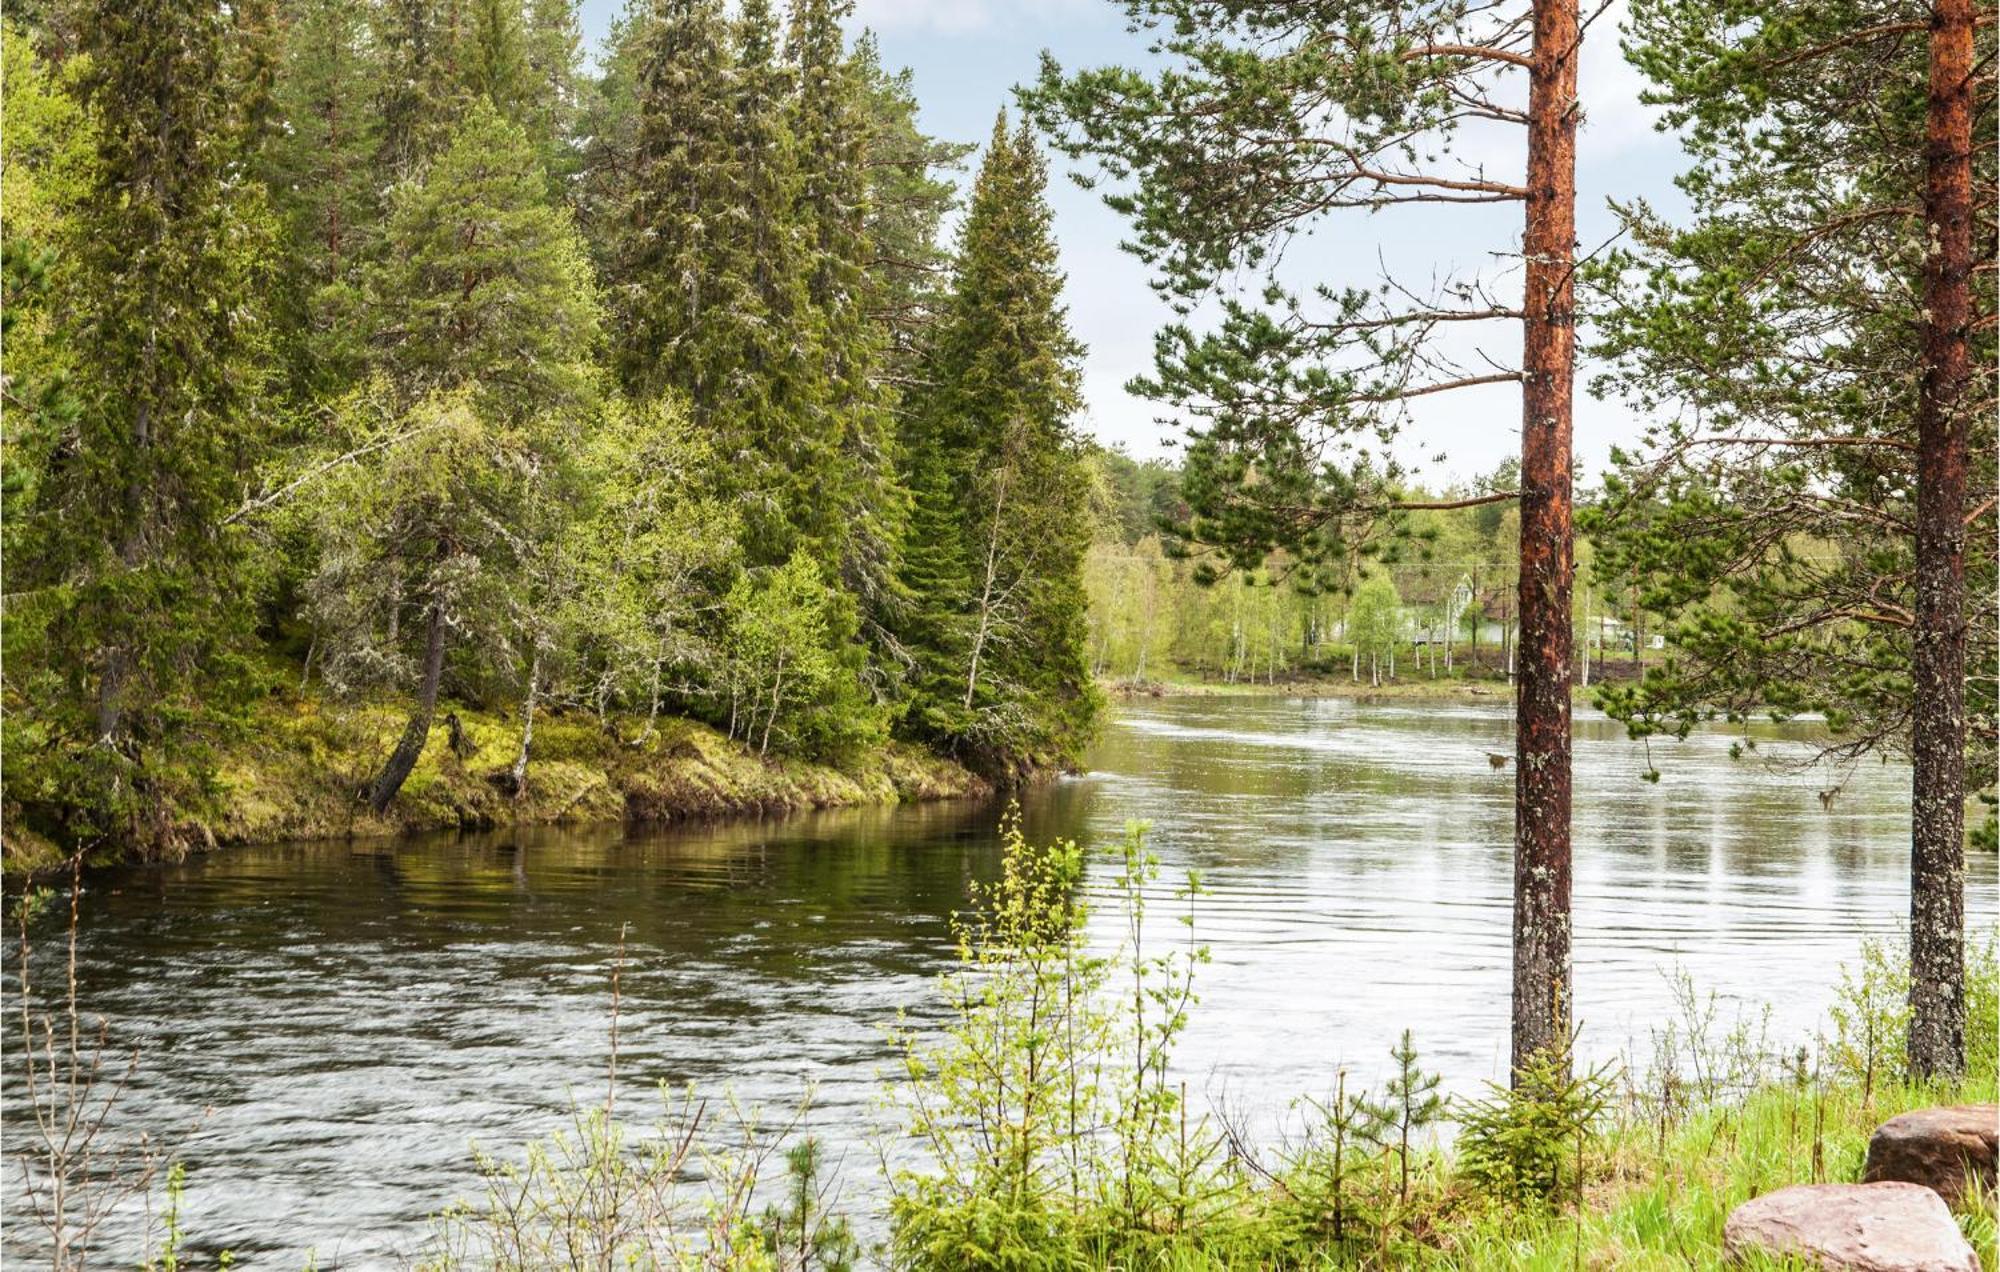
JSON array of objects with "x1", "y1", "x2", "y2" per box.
[
  {"x1": 884, "y1": 814, "x2": 1226, "y2": 1269},
  {"x1": 1455, "y1": 1039, "x2": 1615, "y2": 1208}
]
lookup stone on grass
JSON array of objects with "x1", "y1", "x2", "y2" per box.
[
  {"x1": 1721, "y1": 1181, "x2": 1978, "y2": 1272},
  {"x1": 1862, "y1": 1103, "x2": 1998, "y2": 1208}
]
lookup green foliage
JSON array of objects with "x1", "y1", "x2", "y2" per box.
[
  {"x1": 263, "y1": 0, "x2": 382, "y2": 394},
  {"x1": 299, "y1": 101, "x2": 599, "y2": 796},
  {"x1": 368, "y1": 99, "x2": 598, "y2": 417},
  {"x1": 725, "y1": 554, "x2": 879, "y2": 759},
  {"x1": 887, "y1": 817, "x2": 1226, "y2": 1269},
  {"x1": 1585, "y1": 0, "x2": 1998, "y2": 804},
  {"x1": 1021, "y1": 1, "x2": 1525, "y2": 593},
  {"x1": 4, "y1": 0, "x2": 274, "y2": 845},
  {"x1": 144, "y1": 1162, "x2": 235, "y2": 1271},
  {"x1": 1830, "y1": 933, "x2": 2000, "y2": 1090},
  {"x1": 1, "y1": 0, "x2": 1074, "y2": 846},
  {"x1": 893, "y1": 118, "x2": 1099, "y2": 775},
  {"x1": 1346, "y1": 573, "x2": 1403, "y2": 679},
  {"x1": 1361, "y1": 1030, "x2": 1446, "y2": 1208},
  {"x1": 1455, "y1": 1040, "x2": 1616, "y2": 1208},
  {"x1": 757, "y1": 1138, "x2": 860, "y2": 1272}
]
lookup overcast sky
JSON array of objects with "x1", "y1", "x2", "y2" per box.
[{"x1": 575, "y1": 0, "x2": 1695, "y2": 488}]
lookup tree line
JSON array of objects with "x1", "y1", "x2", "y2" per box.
[
  {"x1": 1, "y1": 0, "x2": 1098, "y2": 848},
  {"x1": 1027, "y1": 0, "x2": 1995, "y2": 1086},
  {"x1": 1088, "y1": 452, "x2": 1671, "y2": 688}
]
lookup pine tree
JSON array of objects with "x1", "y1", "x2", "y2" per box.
[
  {"x1": 897, "y1": 117, "x2": 1097, "y2": 774},
  {"x1": 1589, "y1": 0, "x2": 1997, "y2": 1079},
  {"x1": 329, "y1": 101, "x2": 600, "y2": 811},
  {"x1": 1026, "y1": 0, "x2": 1588, "y2": 1080},
  {"x1": 11, "y1": 0, "x2": 271, "y2": 840}
]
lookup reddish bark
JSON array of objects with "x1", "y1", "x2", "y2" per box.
[
  {"x1": 1512, "y1": 0, "x2": 1580, "y2": 1081},
  {"x1": 1908, "y1": 0, "x2": 1973, "y2": 1081}
]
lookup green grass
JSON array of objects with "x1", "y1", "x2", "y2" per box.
[
  {"x1": 933, "y1": 1076, "x2": 1998, "y2": 1271},
  {"x1": 1421, "y1": 1077, "x2": 1998, "y2": 1271}
]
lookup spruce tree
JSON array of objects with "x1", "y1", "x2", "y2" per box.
[
  {"x1": 373, "y1": 0, "x2": 470, "y2": 180},
  {"x1": 849, "y1": 34, "x2": 967, "y2": 388},
  {"x1": 607, "y1": 0, "x2": 742, "y2": 404},
  {"x1": 12, "y1": 0, "x2": 270, "y2": 840},
  {"x1": 267, "y1": 0, "x2": 383, "y2": 394},
  {"x1": 897, "y1": 117, "x2": 1097, "y2": 774},
  {"x1": 787, "y1": 0, "x2": 904, "y2": 653},
  {"x1": 463, "y1": 0, "x2": 530, "y2": 120},
  {"x1": 521, "y1": 0, "x2": 583, "y2": 182}
]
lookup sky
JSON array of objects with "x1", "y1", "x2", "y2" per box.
[{"x1": 574, "y1": 0, "x2": 1697, "y2": 488}]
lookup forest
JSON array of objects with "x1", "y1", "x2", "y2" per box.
[
  {"x1": 2, "y1": 0, "x2": 1997, "y2": 1264},
  {"x1": 3, "y1": 0, "x2": 1099, "y2": 862}
]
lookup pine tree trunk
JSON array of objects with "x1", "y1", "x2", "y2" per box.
[
  {"x1": 1907, "y1": 0, "x2": 1973, "y2": 1081},
  {"x1": 369, "y1": 601, "x2": 448, "y2": 814},
  {"x1": 1511, "y1": 0, "x2": 1579, "y2": 1083}
]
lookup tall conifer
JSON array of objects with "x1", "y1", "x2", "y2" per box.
[
  {"x1": 897, "y1": 118, "x2": 1096, "y2": 773},
  {"x1": 19, "y1": 0, "x2": 269, "y2": 835}
]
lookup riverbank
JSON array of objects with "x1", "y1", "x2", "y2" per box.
[
  {"x1": 1, "y1": 694, "x2": 989, "y2": 878},
  {"x1": 1106, "y1": 672, "x2": 1530, "y2": 703}
]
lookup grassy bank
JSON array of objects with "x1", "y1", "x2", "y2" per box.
[{"x1": 1, "y1": 691, "x2": 988, "y2": 878}]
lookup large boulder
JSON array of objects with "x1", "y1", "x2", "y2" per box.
[
  {"x1": 1862, "y1": 1103, "x2": 1998, "y2": 1208},
  {"x1": 1722, "y1": 1181, "x2": 1979, "y2": 1272}
]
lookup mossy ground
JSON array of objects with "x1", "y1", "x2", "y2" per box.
[{"x1": 3, "y1": 690, "x2": 989, "y2": 877}]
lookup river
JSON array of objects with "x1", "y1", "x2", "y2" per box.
[{"x1": 4, "y1": 695, "x2": 1995, "y2": 1265}]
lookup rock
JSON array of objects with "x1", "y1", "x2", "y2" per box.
[
  {"x1": 1723, "y1": 1182, "x2": 1979, "y2": 1272},
  {"x1": 1863, "y1": 1103, "x2": 1998, "y2": 1208}
]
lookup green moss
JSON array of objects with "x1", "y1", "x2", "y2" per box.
[{"x1": 5, "y1": 689, "x2": 990, "y2": 873}]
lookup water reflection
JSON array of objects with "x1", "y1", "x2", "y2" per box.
[{"x1": 3, "y1": 698, "x2": 1994, "y2": 1266}]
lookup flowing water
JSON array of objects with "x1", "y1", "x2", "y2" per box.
[{"x1": 5, "y1": 695, "x2": 1996, "y2": 1266}]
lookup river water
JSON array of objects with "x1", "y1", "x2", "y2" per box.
[{"x1": 4, "y1": 696, "x2": 1995, "y2": 1266}]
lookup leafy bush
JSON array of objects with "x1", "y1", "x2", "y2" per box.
[{"x1": 884, "y1": 814, "x2": 1226, "y2": 1269}]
